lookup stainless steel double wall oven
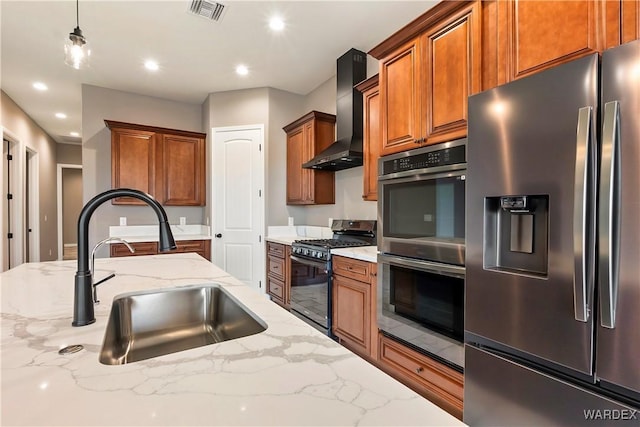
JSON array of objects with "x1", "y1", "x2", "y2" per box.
[{"x1": 377, "y1": 138, "x2": 466, "y2": 369}]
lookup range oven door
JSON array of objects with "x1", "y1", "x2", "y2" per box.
[
  {"x1": 289, "y1": 255, "x2": 330, "y2": 333},
  {"x1": 378, "y1": 169, "x2": 466, "y2": 265},
  {"x1": 377, "y1": 253, "x2": 465, "y2": 368}
]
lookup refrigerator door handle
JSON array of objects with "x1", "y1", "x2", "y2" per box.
[
  {"x1": 599, "y1": 101, "x2": 621, "y2": 329},
  {"x1": 573, "y1": 106, "x2": 592, "y2": 322}
]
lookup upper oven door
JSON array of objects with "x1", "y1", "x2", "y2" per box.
[{"x1": 378, "y1": 168, "x2": 466, "y2": 265}]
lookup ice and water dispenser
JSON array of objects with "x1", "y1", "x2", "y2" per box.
[{"x1": 484, "y1": 195, "x2": 549, "y2": 277}]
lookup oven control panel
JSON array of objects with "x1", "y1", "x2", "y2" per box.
[{"x1": 381, "y1": 140, "x2": 466, "y2": 175}]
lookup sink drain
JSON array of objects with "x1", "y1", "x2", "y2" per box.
[{"x1": 58, "y1": 344, "x2": 84, "y2": 355}]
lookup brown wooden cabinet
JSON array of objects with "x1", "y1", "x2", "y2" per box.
[
  {"x1": 110, "y1": 239, "x2": 211, "y2": 261},
  {"x1": 332, "y1": 256, "x2": 378, "y2": 360},
  {"x1": 266, "y1": 241, "x2": 290, "y2": 308},
  {"x1": 378, "y1": 334, "x2": 463, "y2": 420},
  {"x1": 105, "y1": 120, "x2": 206, "y2": 206},
  {"x1": 498, "y1": 0, "x2": 610, "y2": 82},
  {"x1": 372, "y1": 1, "x2": 481, "y2": 156},
  {"x1": 355, "y1": 75, "x2": 381, "y2": 201},
  {"x1": 481, "y1": 0, "x2": 638, "y2": 89},
  {"x1": 283, "y1": 111, "x2": 336, "y2": 205}
]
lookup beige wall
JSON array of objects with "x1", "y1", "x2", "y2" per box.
[
  {"x1": 57, "y1": 143, "x2": 82, "y2": 165},
  {"x1": 62, "y1": 168, "x2": 82, "y2": 244},
  {"x1": 1, "y1": 90, "x2": 58, "y2": 262},
  {"x1": 81, "y1": 84, "x2": 204, "y2": 249},
  {"x1": 201, "y1": 77, "x2": 378, "y2": 228}
]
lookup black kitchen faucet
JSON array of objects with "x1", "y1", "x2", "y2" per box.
[{"x1": 72, "y1": 188, "x2": 176, "y2": 326}]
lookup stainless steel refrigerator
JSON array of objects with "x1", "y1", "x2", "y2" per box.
[{"x1": 465, "y1": 39, "x2": 640, "y2": 425}]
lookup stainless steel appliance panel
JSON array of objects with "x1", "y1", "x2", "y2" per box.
[
  {"x1": 466, "y1": 54, "x2": 599, "y2": 375},
  {"x1": 465, "y1": 346, "x2": 638, "y2": 427},
  {"x1": 596, "y1": 40, "x2": 640, "y2": 396},
  {"x1": 377, "y1": 253, "x2": 465, "y2": 368},
  {"x1": 378, "y1": 139, "x2": 467, "y2": 266}
]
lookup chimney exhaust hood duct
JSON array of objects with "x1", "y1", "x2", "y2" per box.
[{"x1": 302, "y1": 49, "x2": 367, "y2": 171}]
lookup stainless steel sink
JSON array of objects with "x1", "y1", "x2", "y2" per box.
[{"x1": 99, "y1": 284, "x2": 267, "y2": 365}]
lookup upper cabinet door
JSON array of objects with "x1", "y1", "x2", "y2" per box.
[
  {"x1": 160, "y1": 134, "x2": 205, "y2": 206},
  {"x1": 356, "y1": 75, "x2": 381, "y2": 201},
  {"x1": 110, "y1": 128, "x2": 157, "y2": 205},
  {"x1": 504, "y1": 0, "x2": 605, "y2": 81},
  {"x1": 622, "y1": 0, "x2": 640, "y2": 44},
  {"x1": 380, "y1": 36, "x2": 423, "y2": 156},
  {"x1": 285, "y1": 125, "x2": 306, "y2": 204},
  {"x1": 423, "y1": 1, "x2": 481, "y2": 144}
]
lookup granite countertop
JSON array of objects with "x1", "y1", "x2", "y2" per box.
[{"x1": 0, "y1": 254, "x2": 463, "y2": 426}]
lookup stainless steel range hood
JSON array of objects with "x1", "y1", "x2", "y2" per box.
[{"x1": 302, "y1": 49, "x2": 367, "y2": 171}]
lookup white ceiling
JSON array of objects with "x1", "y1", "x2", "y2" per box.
[{"x1": 1, "y1": 0, "x2": 436, "y2": 144}]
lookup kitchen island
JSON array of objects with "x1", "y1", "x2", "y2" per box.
[{"x1": 1, "y1": 253, "x2": 464, "y2": 426}]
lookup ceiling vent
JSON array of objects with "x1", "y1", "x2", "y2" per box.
[{"x1": 188, "y1": 0, "x2": 227, "y2": 21}]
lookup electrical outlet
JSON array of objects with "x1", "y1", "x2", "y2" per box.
[
  {"x1": 179, "y1": 217, "x2": 186, "y2": 226},
  {"x1": 119, "y1": 217, "x2": 127, "y2": 226}
]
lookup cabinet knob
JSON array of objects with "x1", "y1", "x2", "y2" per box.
[
  {"x1": 215, "y1": 233, "x2": 222, "y2": 238},
  {"x1": 416, "y1": 366, "x2": 424, "y2": 373}
]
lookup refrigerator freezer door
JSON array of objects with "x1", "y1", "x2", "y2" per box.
[
  {"x1": 464, "y1": 346, "x2": 638, "y2": 426},
  {"x1": 597, "y1": 39, "x2": 640, "y2": 397},
  {"x1": 466, "y1": 54, "x2": 599, "y2": 375}
]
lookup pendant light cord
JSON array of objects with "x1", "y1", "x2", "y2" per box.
[{"x1": 76, "y1": 0, "x2": 79, "y2": 28}]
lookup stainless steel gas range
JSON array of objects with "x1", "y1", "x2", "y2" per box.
[{"x1": 289, "y1": 219, "x2": 376, "y2": 336}]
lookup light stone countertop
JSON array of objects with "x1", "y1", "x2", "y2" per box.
[
  {"x1": 331, "y1": 246, "x2": 378, "y2": 263},
  {"x1": 109, "y1": 224, "x2": 212, "y2": 242},
  {"x1": 0, "y1": 253, "x2": 464, "y2": 427}
]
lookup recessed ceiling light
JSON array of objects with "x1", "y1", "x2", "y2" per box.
[
  {"x1": 235, "y1": 64, "x2": 249, "y2": 76},
  {"x1": 269, "y1": 16, "x2": 285, "y2": 31},
  {"x1": 144, "y1": 60, "x2": 159, "y2": 71},
  {"x1": 55, "y1": 112, "x2": 67, "y2": 119},
  {"x1": 70, "y1": 132, "x2": 80, "y2": 137},
  {"x1": 33, "y1": 82, "x2": 48, "y2": 91}
]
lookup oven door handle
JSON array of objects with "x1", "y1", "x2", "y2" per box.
[
  {"x1": 290, "y1": 255, "x2": 328, "y2": 271},
  {"x1": 377, "y1": 254, "x2": 465, "y2": 278}
]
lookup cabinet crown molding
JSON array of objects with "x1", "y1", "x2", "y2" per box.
[
  {"x1": 104, "y1": 120, "x2": 206, "y2": 139},
  {"x1": 282, "y1": 111, "x2": 336, "y2": 133},
  {"x1": 368, "y1": 0, "x2": 474, "y2": 59}
]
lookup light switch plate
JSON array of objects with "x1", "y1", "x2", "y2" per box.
[
  {"x1": 179, "y1": 217, "x2": 186, "y2": 226},
  {"x1": 119, "y1": 217, "x2": 127, "y2": 226}
]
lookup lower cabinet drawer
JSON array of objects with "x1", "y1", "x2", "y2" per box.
[
  {"x1": 268, "y1": 255, "x2": 285, "y2": 280},
  {"x1": 173, "y1": 240, "x2": 206, "y2": 252},
  {"x1": 267, "y1": 276, "x2": 285, "y2": 300},
  {"x1": 378, "y1": 334, "x2": 463, "y2": 420},
  {"x1": 110, "y1": 242, "x2": 158, "y2": 257}
]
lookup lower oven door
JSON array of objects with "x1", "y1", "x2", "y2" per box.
[
  {"x1": 377, "y1": 253, "x2": 465, "y2": 368},
  {"x1": 289, "y1": 255, "x2": 330, "y2": 333}
]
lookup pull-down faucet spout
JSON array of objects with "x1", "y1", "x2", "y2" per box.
[{"x1": 72, "y1": 188, "x2": 176, "y2": 326}]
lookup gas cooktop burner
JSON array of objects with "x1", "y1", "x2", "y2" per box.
[{"x1": 293, "y1": 238, "x2": 368, "y2": 249}]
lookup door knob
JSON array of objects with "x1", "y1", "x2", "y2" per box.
[{"x1": 215, "y1": 233, "x2": 222, "y2": 238}]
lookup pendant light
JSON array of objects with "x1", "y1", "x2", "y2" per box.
[{"x1": 64, "y1": 0, "x2": 90, "y2": 69}]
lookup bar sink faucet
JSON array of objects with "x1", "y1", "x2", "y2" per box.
[{"x1": 73, "y1": 188, "x2": 176, "y2": 326}]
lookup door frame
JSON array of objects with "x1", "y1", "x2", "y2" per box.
[
  {"x1": 25, "y1": 146, "x2": 40, "y2": 263},
  {"x1": 211, "y1": 124, "x2": 266, "y2": 291},
  {"x1": 57, "y1": 164, "x2": 83, "y2": 260},
  {"x1": 1, "y1": 127, "x2": 40, "y2": 269}
]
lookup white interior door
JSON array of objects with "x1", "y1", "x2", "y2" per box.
[{"x1": 212, "y1": 125, "x2": 265, "y2": 291}]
